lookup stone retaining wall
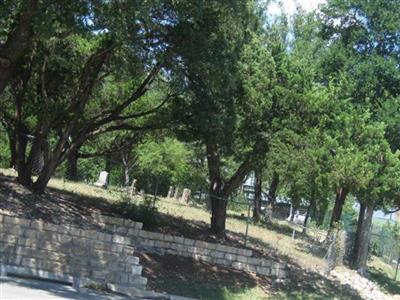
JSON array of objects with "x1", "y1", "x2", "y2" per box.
[
  {"x1": 0, "y1": 213, "x2": 287, "y2": 279},
  {"x1": 131, "y1": 230, "x2": 286, "y2": 277},
  {"x1": 0, "y1": 214, "x2": 147, "y2": 294},
  {"x1": 92, "y1": 215, "x2": 286, "y2": 278}
]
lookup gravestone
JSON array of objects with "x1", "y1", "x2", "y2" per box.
[
  {"x1": 167, "y1": 186, "x2": 174, "y2": 198},
  {"x1": 180, "y1": 188, "x2": 191, "y2": 204},
  {"x1": 173, "y1": 187, "x2": 179, "y2": 200},
  {"x1": 94, "y1": 171, "x2": 109, "y2": 188},
  {"x1": 129, "y1": 179, "x2": 137, "y2": 197}
]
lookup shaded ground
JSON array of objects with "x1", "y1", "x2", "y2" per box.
[
  {"x1": 137, "y1": 252, "x2": 362, "y2": 300},
  {"x1": 369, "y1": 266, "x2": 400, "y2": 296}
]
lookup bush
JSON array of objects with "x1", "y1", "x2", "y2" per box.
[{"x1": 112, "y1": 194, "x2": 158, "y2": 228}]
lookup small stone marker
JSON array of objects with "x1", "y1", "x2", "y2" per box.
[
  {"x1": 130, "y1": 179, "x2": 137, "y2": 197},
  {"x1": 180, "y1": 188, "x2": 191, "y2": 204},
  {"x1": 173, "y1": 187, "x2": 179, "y2": 200},
  {"x1": 94, "y1": 171, "x2": 109, "y2": 188},
  {"x1": 167, "y1": 186, "x2": 174, "y2": 198}
]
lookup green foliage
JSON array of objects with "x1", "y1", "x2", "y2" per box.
[
  {"x1": 112, "y1": 195, "x2": 158, "y2": 229},
  {"x1": 136, "y1": 137, "x2": 192, "y2": 185}
]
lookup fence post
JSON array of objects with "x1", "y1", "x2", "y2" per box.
[
  {"x1": 395, "y1": 254, "x2": 399, "y2": 281},
  {"x1": 244, "y1": 199, "x2": 251, "y2": 246}
]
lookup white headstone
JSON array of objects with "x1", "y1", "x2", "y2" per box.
[
  {"x1": 167, "y1": 186, "x2": 174, "y2": 198},
  {"x1": 94, "y1": 171, "x2": 109, "y2": 188},
  {"x1": 180, "y1": 188, "x2": 191, "y2": 204}
]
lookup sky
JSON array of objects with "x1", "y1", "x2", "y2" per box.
[{"x1": 268, "y1": 0, "x2": 326, "y2": 16}]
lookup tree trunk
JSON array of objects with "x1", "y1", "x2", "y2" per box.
[
  {"x1": 8, "y1": 131, "x2": 17, "y2": 168},
  {"x1": 0, "y1": 0, "x2": 38, "y2": 95},
  {"x1": 121, "y1": 151, "x2": 130, "y2": 187},
  {"x1": 253, "y1": 168, "x2": 262, "y2": 222},
  {"x1": 329, "y1": 187, "x2": 348, "y2": 228},
  {"x1": 206, "y1": 142, "x2": 253, "y2": 236},
  {"x1": 66, "y1": 148, "x2": 79, "y2": 181},
  {"x1": 206, "y1": 142, "x2": 226, "y2": 236},
  {"x1": 32, "y1": 157, "x2": 59, "y2": 194},
  {"x1": 352, "y1": 202, "x2": 374, "y2": 275},
  {"x1": 303, "y1": 203, "x2": 312, "y2": 234},
  {"x1": 267, "y1": 172, "x2": 279, "y2": 217}
]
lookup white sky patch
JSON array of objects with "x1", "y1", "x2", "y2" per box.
[{"x1": 268, "y1": 0, "x2": 326, "y2": 16}]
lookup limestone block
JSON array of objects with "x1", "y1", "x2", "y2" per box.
[
  {"x1": 43, "y1": 222, "x2": 59, "y2": 232},
  {"x1": 154, "y1": 241, "x2": 170, "y2": 249},
  {"x1": 187, "y1": 246, "x2": 198, "y2": 253},
  {"x1": 134, "y1": 222, "x2": 143, "y2": 230},
  {"x1": 97, "y1": 232, "x2": 113, "y2": 243},
  {"x1": 130, "y1": 265, "x2": 143, "y2": 275},
  {"x1": 56, "y1": 234, "x2": 73, "y2": 244},
  {"x1": 4, "y1": 216, "x2": 30, "y2": 227},
  {"x1": 123, "y1": 219, "x2": 134, "y2": 227},
  {"x1": 244, "y1": 264, "x2": 257, "y2": 273},
  {"x1": 216, "y1": 245, "x2": 230, "y2": 253},
  {"x1": 163, "y1": 234, "x2": 174, "y2": 242},
  {"x1": 24, "y1": 229, "x2": 38, "y2": 239},
  {"x1": 112, "y1": 235, "x2": 126, "y2": 244},
  {"x1": 115, "y1": 226, "x2": 129, "y2": 235},
  {"x1": 215, "y1": 259, "x2": 229, "y2": 266},
  {"x1": 148, "y1": 231, "x2": 164, "y2": 240},
  {"x1": 126, "y1": 256, "x2": 140, "y2": 265},
  {"x1": 128, "y1": 275, "x2": 147, "y2": 286},
  {"x1": 261, "y1": 259, "x2": 272, "y2": 267},
  {"x1": 30, "y1": 220, "x2": 44, "y2": 231},
  {"x1": 248, "y1": 258, "x2": 261, "y2": 265},
  {"x1": 204, "y1": 242, "x2": 217, "y2": 250},
  {"x1": 21, "y1": 257, "x2": 37, "y2": 268},
  {"x1": 69, "y1": 226, "x2": 81, "y2": 237},
  {"x1": 173, "y1": 236, "x2": 184, "y2": 244},
  {"x1": 119, "y1": 273, "x2": 129, "y2": 284},
  {"x1": 194, "y1": 240, "x2": 208, "y2": 248},
  {"x1": 237, "y1": 256, "x2": 248, "y2": 263},
  {"x1": 210, "y1": 251, "x2": 225, "y2": 259},
  {"x1": 127, "y1": 228, "x2": 140, "y2": 237},
  {"x1": 106, "y1": 216, "x2": 124, "y2": 226},
  {"x1": 0, "y1": 234, "x2": 17, "y2": 244},
  {"x1": 183, "y1": 238, "x2": 195, "y2": 246},
  {"x1": 224, "y1": 253, "x2": 237, "y2": 261},
  {"x1": 3, "y1": 226, "x2": 24, "y2": 236},
  {"x1": 256, "y1": 266, "x2": 270, "y2": 276},
  {"x1": 237, "y1": 248, "x2": 252, "y2": 257},
  {"x1": 141, "y1": 240, "x2": 154, "y2": 248},
  {"x1": 232, "y1": 262, "x2": 243, "y2": 270},
  {"x1": 111, "y1": 244, "x2": 124, "y2": 253},
  {"x1": 57, "y1": 224, "x2": 70, "y2": 233}
]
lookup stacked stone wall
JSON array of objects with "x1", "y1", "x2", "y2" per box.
[
  {"x1": 0, "y1": 212, "x2": 287, "y2": 279},
  {"x1": 0, "y1": 214, "x2": 146, "y2": 290}
]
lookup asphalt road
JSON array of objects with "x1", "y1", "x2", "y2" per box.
[{"x1": 0, "y1": 277, "x2": 138, "y2": 300}]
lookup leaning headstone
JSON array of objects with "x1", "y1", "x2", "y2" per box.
[
  {"x1": 173, "y1": 187, "x2": 179, "y2": 200},
  {"x1": 167, "y1": 186, "x2": 174, "y2": 198},
  {"x1": 180, "y1": 188, "x2": 191, "y2": 204},
  {"x1": 265, "y1": 203, "x2": 273, "y2": 223},
  {"x1": 94, "y1": 171, "x2": 109, "y2": 188},
  {"x1": 129, "y1": 179, "x2": 137, "y2": 197}
]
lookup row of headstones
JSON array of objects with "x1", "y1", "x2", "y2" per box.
[
  {"x1": 93, "y1": 172, "x2": 191, "y2": 204},
  {"x1": 167, "y1": 186, "x2": 191, "y2": 204}
]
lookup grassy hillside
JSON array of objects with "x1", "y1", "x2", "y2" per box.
[{"x1": 0, "y1": 168, "x2": 398, "y2": 299}]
